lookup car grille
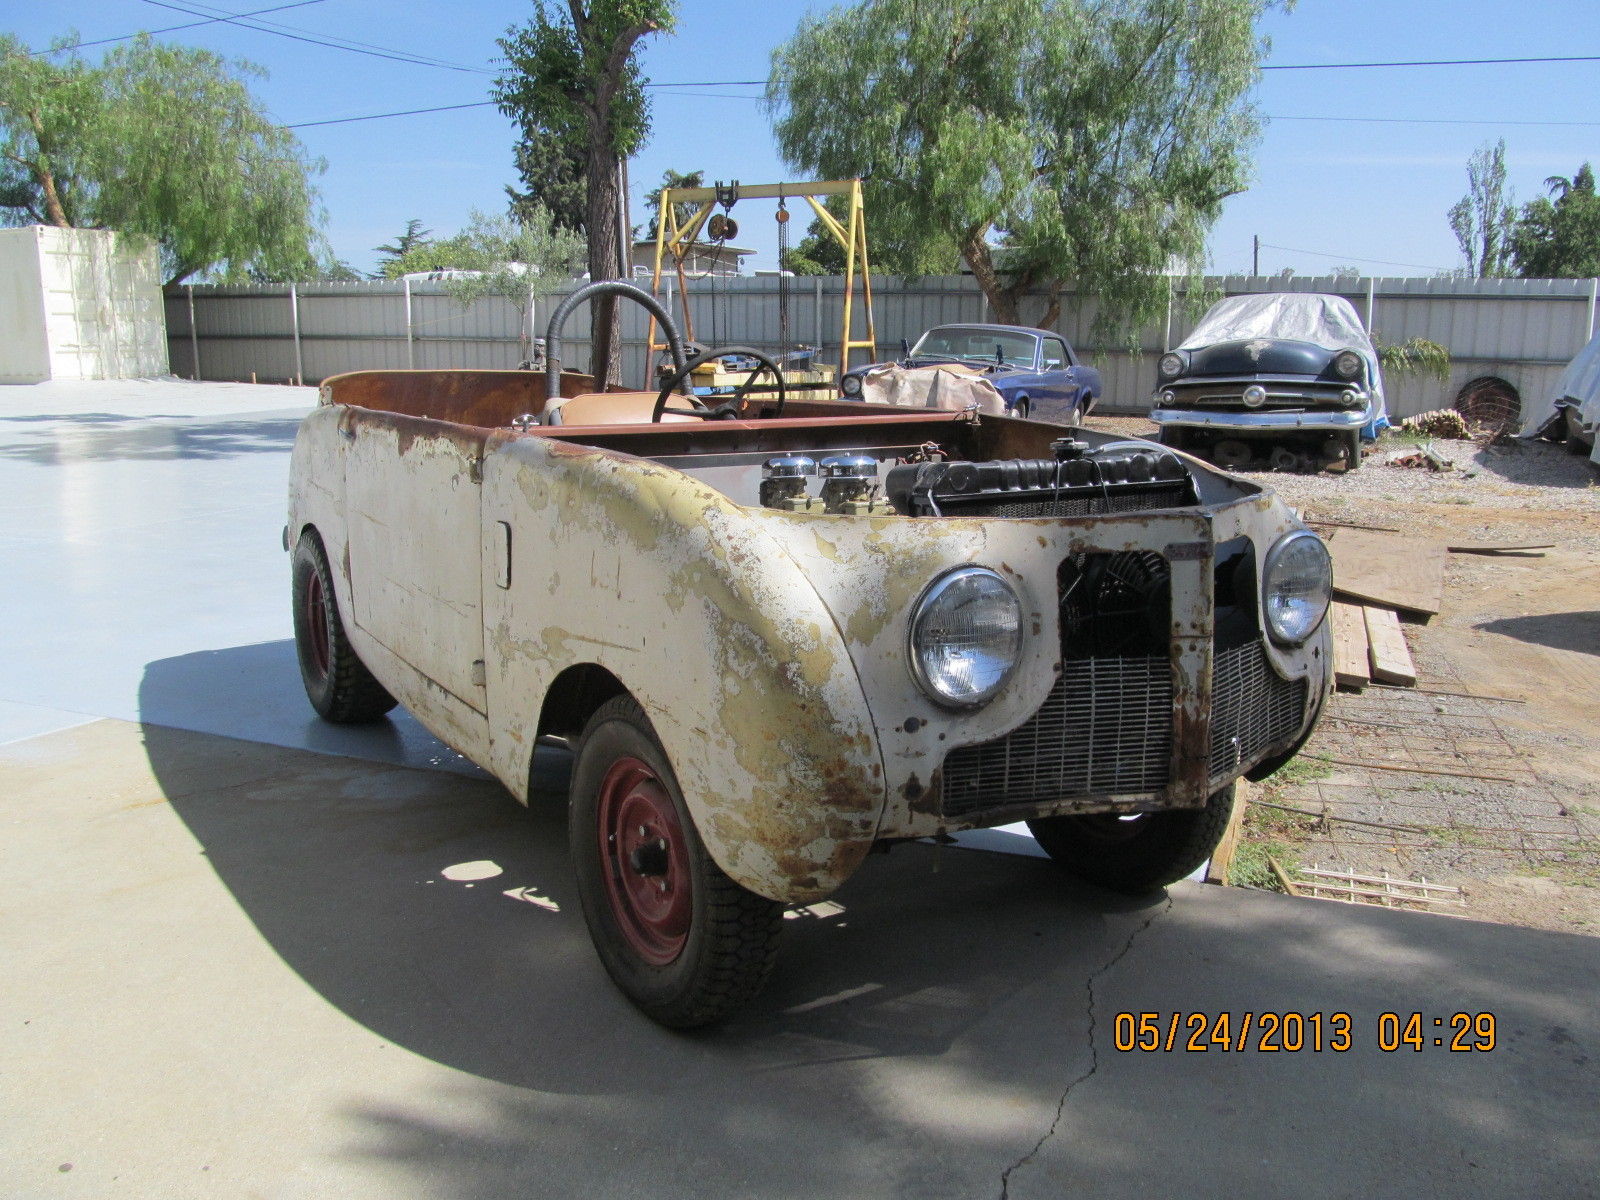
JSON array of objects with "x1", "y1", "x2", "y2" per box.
[
  {"x1": 941, "y1": 657, "x2": 1172, "y2": 816},
  {"x1": 1209, "y1": 640, "x2": 1309, "y2": 779},
  {"x1": 938, "y1": 550, "x2": 1309, "y2": 819}
]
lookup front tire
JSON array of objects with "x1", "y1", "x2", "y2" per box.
[
  {"x1": 1027, "y1": 785, "x2": 1236, "y2": 894},
  {"x1": 570, "y1": 696, "x2": 784, "y2": 1028},
  {"x1": 291, "y1": 531, "x2": 397, "y2": 723}
]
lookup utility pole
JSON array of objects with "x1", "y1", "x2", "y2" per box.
[{"x1": 1252, "y1": 235, "x2": 1260, "y2": 277}]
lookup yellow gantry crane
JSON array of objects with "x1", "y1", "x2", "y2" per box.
[{"x1": 645, "y1": 178, "x2": 878, "y2": 387}]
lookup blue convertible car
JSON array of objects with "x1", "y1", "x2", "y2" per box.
[{"x1": 840, "y1": 324, "x2": 1102, "y2": 421}]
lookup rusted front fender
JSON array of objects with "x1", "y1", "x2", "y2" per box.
[{"x1": 480, "y1": 435, "x2": 885, "y2": 904}]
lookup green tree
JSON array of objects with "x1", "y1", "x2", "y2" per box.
[
  {"x1": 1448, "y1": 140, "x2": 1517, "y2": 278},
  {"x1": 495, "y1": 1, "x2": 677, "y2": 387},
  {"x1": 638, "y1": 167, "x2": 703, "y2": 238},
  {"x1": 374, "y1": 218, "x2": 433, "y2": 276},
  {"x1": 779, "y1": 194, "x2": 959, "y2": 275},
  {"x1": 768, "y1": 0, "x2": 1282, "y2": 332},
  {"x1": 1511, "y1": 163, "x2": 1600, "y2": 278},
  {"x1": 0, "y1": 34, "x2": 324, "y2": 284},
  {"x1": 384, "y1": 207, "x2": 585, "y2": 359},
  {"x1": 507, "y1": 125, "x2": 587, "y2": 235}
]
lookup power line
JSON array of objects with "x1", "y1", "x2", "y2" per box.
[
  {"x1": 655, "y1": 53, "x2": 1600, "y2": 87},
  {"x1": 1262, "y1": 54, "x2": 1600, "y2": 71},
  {"x1": 286, "y1": 101, "x2": 494, "y2": 129},
  {"x1": 139, "y1": 0, "x2": 492, "y2": 74},
  {"x1": 1258, "y1": 242, "x2": 1453, "y2": 273},
  {"x1": 32, "y1": 1, "x2": 326, "y2": 56}
]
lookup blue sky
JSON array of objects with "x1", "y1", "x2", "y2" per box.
[{"x1": 10, "y1": 0, "x2": 1599, "y2": 277}]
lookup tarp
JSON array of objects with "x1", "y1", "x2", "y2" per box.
[
  {"x1": 1179, "y1": 293, "x2": 1376, "y2": 356},
  {"x1": 1520, "y1": 326, "x2": 1600, "y2": 439},
  {"x1": 858, "y1": 362, "x2": 1009, "y2": 415},
  {"x1": 1177, "y1": 293, "x2": 1387, "y2": 438}
]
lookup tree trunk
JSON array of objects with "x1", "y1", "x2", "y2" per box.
[
  {"x1": 585, "y1": 144, "x2": 623, "y2": 390},
  {"x1": 959, "y1": 228, "x2": 1020, "y2": 325},
  {"x1": 24, "y1": 108, "x2": 72, "y2": 228}
]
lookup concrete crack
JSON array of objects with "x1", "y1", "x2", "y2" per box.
[{"x1": 998, "y1": 895, "x2": 1172, "y2": 1200}]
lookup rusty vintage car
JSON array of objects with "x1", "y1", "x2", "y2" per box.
[{"x1": 288, "y1": 283, "x2": 1333, "y2": 1027}]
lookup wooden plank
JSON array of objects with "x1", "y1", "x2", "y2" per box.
[
  {"x1": 1327, "y1": 527, "x2": 1445, "y2": 617},
  {"x1": 1445, "y1": 542, "x2": 1553, "y2": 554},
  {"x1": 1204, "y1": 780, "x2": 1250, "y2": 884},
  {"x1": 1266, "y1": 856, "x2": 1302, "y2": 896},
  {"x1": 1363, "y1": 605, "x2": 1418, "y2": 687},
  {"x1": 1329, "y1": 601, "x2": 1370, "y2": 690}
]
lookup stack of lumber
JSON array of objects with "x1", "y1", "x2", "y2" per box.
[
  {"x1": 1311, "y1": 524, "x2": 1549, "y2": 693},
  {"x1": 1316, "y1": 526, "x2": 1442, "y2": 692}
]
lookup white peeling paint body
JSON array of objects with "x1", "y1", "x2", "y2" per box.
[{"x1": 290, "y1": 395, "x2": 1328, "y2": 905}]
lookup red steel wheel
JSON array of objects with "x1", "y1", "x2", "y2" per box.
[
  {"x1": 569, "y1": 696, "x2": 785, "y2": 1027},
  {"x1": 302, "y1": 567, "x2": 332, "y2": 682},
  {"x1": 595, "y1": 757, "x2": 693, "y2": 965},
  {"x1": 291, "y1": 531, "x2": 398, "y2": 724}
]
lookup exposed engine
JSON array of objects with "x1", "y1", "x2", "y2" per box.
[{"x1": 883, "y1": 437, "x2": 1194, "y2": 518}]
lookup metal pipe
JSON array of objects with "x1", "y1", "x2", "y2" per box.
[
  {"x1": 289, "y1": 283, "x2": 304, "y2": 385},
  {"x1": 1588, "y1": 276, "x2": 1598, "y2": 340},
  {"x1": 403, "y1": 276, "x2": 415, "y2": 369},
  {"x1": 186, "y1": 284, "x2": 200, "y2": 380},
  {"x1": 1365, "y1": 277, "x2": 1376, "y2": 330},
  {"x1": 544, "y1": 281, "x2": 685, "y2": 402}
]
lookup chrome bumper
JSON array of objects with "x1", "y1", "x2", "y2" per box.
[{"x1": 1151, "y1": 407, "x2": 1368, "y2": 432}]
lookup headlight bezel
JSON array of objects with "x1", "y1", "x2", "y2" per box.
[
  {"x1": 840, "y1": 373, "x2": 863, "y2": 397},
  {"x1": 1261, "y1": 530, "x2": 1333, "y2": 645},
  {"x1": 1332, "y1": 350, "x2": 1363, "y2": 381},
  {"x1": 908, "y1": 566, "x2": 1022, "y2": 709},
  {"x1": 1158, "y1": 351, "x2": 1186, "y2": 379}
]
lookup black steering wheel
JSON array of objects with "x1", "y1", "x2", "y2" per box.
[{"x1": 652, "y1": 345, "x2": 787, "y2": 422}]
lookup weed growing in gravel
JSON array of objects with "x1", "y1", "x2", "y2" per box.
[{"x1": 1228, "y1": 839, "x2": 1300, "y2": 890}]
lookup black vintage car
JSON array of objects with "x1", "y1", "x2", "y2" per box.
[{"x1": 1150, "y1": 293, "x2": 1389, "y2": 472}]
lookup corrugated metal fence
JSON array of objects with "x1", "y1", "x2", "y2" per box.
[{"x1": 165, "y1": 273, "x2": 1600, "y2": 419}]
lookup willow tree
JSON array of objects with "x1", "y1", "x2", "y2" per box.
[
  {"x1": 496, "y1": 2, "x2": 676, "y2": 388},
  {"x1": 768, "y1": 0, "x2": 1284, "y2": 333},
  {"x1": 0, "y1": 34, "x2": 324, "y2": 283}
]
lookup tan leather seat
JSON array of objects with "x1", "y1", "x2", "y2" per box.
[{"x1": 544, "y1": 391, "x2": 703, "y2": 426}]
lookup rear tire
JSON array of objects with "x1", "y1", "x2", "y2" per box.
[
  {"x1": 1027, "y1": 785, "x2": 1236, "y2": 894},
  {"x1": 292, "y1": 531, "x2": 397, "y2": 723},
  {"x1": 1345, "y1": 431, "x2": 1364, "y2": 471},
  {"x1": 570, "y1": 696, "x2": 784, "y2": 1028}
]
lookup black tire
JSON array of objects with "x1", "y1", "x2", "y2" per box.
[
  {"x1": 1345, "y1": 431, "x2": 1363, "y2": 471},
  {"x1": 570, "y1": 696, "x2": 784, "y2": 1028},
  {"x1": 1014, "y1": 398, "x2": 1030, "y2": 420},
  {"x1": 291, "y1": 531, "x2": 398, "y2": 723},
  {"x1": 1027, "y1": 784, "x2": 1236, "y2": 895}
]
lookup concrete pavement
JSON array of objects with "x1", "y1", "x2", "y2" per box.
[{"x1": 2, "y1": 381, "x2": 1596, "y2": 1197}]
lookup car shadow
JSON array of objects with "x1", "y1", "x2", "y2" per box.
[
  {"x1": 1477, "y1": 611, "x2": 1600, "y2": 657},
  {"x1": 134, "y1": 644, "x2": 1600, "y2": 1197},
  {"x1": 137, "y1": 646, "x2": 1157, "y2": 1100}
]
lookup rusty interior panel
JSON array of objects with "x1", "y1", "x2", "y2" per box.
[{"x1": 322, "y1": 368, "x2": 630, "y2": 427}]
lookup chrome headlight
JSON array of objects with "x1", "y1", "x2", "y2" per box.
[
  {"x1": 840, "y1": 373, "x2": 863, "y2": 397},
  {"x1": 1262, "y1": 531, "x2": 1332, "y2": 644},
  {"x1": 1159, "y1": 351, "x2": 1186, "y2": 379},
  {"x1": 909, "y1": 567, "x2": 1021, "y2": 707},
  {"x1": 1333, "y1": 350, "x2": 1363, "y2": 380}
]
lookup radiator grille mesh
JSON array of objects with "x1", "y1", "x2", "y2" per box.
[
  {"x1": 941, "y1": 656, "x2": 1172, "y2": 816},
  {"x1": 1209, "y1": 640, "x2": 1309, "y2": 778},
  {"x1": 940, "y1": 641, "x2": 1307, "y2": 818}
]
